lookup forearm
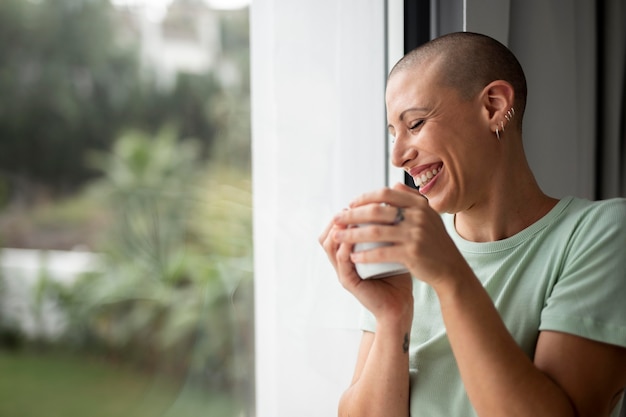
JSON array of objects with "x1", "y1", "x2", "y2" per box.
[
  {"x1": 339, "y1": 319, "x2": 412, "y2": 417},
  {"x1": 435, "y1": 274, "x2": 575, "y2": 417}
]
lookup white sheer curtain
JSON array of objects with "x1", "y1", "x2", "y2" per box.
[{"x1": 251, "y1": 1, "x2": 386, "y2": 415}]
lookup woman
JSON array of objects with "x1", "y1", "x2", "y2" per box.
[{"x1": 319, "y1": 32, "x2": 626, "y2": 417}]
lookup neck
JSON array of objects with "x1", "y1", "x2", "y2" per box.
[{"x1": 454, "y1": 142, "x2": 558, "y2": 242}]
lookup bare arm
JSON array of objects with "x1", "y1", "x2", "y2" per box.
[
  {"x1": 320, "y1": 204, "x2": 413, "y2": 416},
  {"x1": 339, "y1": 325, "x2": 411, "y2": 417},
  {"x1": 434, "y1": 273, "x2": 626, "y2": 417}
]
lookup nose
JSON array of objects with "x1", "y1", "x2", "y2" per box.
[{"x1": 391, "y1": 131, "x2": 417, "y2": 168}]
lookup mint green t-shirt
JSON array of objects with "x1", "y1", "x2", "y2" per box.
[{"x1": 360, "y1": 196, "x2": 626, "y2": 416}]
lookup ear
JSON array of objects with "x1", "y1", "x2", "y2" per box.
[{"x1": 480, "y1": 80, "x2": 515, "y2": 130}]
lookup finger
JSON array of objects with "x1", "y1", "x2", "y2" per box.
[
  {"x1": 318, "y1": 219, "x2": 336, "y2": 245},
  {"x1": 350, "y1": 242, "x2": 404, "y2": 265},
  {"x1": 320, "y1": 224, "x2": 346, "y2": 270},
  {"x1": 349, "y1": 187, "x2": 396, "y2": 208},
  {"x1": 392, "y1": 182, "x2": 423, "y2": 195},
  {"x1": 334, "y1": 203, "x2": 399, "y2": 226},
  {"x1": 336, "y1": 241, "x2": 362, "y2": 288},
  {"x1": 391, "y1": 183, "x2": 431, "y2": 207},
  {"x1": 334, "y1": 223, "x2": 405, "y2": 244},
  {"x1": 350, "y1": 184, "x2": 426, "y2": 209}
]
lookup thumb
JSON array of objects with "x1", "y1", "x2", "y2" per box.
[{"x1": 392, "y1": 182, "x2": 421, "y2": 194}]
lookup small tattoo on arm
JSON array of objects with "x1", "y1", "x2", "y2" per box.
[{"x1": 403, "y1": 333, "x2": 409, "y2": 353}]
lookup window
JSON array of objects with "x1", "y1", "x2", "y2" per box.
[{"x1": 0, "y1": 1, "x2": 253, "y2": 415}]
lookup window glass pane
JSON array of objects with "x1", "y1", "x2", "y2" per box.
[{"x1": 0, "y1": 0, "x2": 253, "y2": 416}]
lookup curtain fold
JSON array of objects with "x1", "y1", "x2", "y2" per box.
[{"x1": 597, "y1": 0, "x2": 626, "y2": 199}]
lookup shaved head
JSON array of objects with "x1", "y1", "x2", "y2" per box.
[{"x1": 389, "y1": 32, "x2": 527, "y2": 126}]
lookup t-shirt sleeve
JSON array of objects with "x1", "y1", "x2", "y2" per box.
[{"x1": 540, "y1": 199, "x2": 626, "y2": 348}]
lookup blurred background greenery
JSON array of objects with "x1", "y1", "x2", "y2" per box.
[{"x1": 0, "y1": 0, "x2": 253, "y2": 415}]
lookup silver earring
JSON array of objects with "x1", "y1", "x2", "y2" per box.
[
  {"x1": 505, "y1": 107, "x2": 515, "y2": 121},
  {"x1": 495, "y1": 127, "x2": 501, "y2": 141}
]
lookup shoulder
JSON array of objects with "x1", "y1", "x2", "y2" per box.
[
  {"x1": 548, "y1": 197, "x2": 626, "y2": 245},
  {"x1": 559, "y1": 196, "x2": 626, "y2": 223},
  {"x1": 540, "y1": 198, "x2": 626, "y2": 348},
  {"x1": 550, "y1": 196, "x2": 626, "y2": 266}
]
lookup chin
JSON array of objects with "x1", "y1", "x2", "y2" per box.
[{"x1": 423, "y1": 194, "x2": 454, "y2": 215}]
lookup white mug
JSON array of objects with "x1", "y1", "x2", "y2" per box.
[{"x1": 353, "y1": 224, "x2": 409, "y2": 279}]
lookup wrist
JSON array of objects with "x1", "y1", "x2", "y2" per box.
[
  {"x1": 375, "y1": 301, "x2": 414, "y2": 335},
  {"x1": 430, "y1": 260, "x2": 477, "y2": 303}
]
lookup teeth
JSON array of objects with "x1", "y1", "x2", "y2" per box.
[{"x1": 414, "y1": 166, "x2": 441, "y2": 188}]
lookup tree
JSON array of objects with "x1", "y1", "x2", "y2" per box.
[{"x1": 0, "y1": 0, "x2": 143, "y2": 199}]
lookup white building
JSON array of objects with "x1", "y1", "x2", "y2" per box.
[{"x1": 113, "y1": 0, "x2": 223, "y2": 89}]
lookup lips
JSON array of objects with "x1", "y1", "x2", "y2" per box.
[{"x1": 408, "y1": 163, "x2": 443, "y2": 189}]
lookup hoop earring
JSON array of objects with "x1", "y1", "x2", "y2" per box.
[
  {"x1": 495, "y1": 127, "x2": 501, "y2": 141},
  {"x1": 505, "y1": 107, "x2": 515, "y2": 122}
]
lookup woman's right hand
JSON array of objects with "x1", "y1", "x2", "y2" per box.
[{"x1": 318, "y1": 213, "x2": 414, "y2": 327}]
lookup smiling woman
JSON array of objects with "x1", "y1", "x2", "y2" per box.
[{"x1": 322, "y1": 30, "x2": 626, "y2": 417}]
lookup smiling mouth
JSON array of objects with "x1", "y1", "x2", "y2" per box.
[{"x1": 412, "y1": 165, "x2": 442, "y2": 188}]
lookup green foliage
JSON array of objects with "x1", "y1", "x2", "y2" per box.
[
  {"x1": 56, "y1": 129, "x2": 253, "y2": 401},
  {"x1": 0, "y1": 0, "x2": 143, "y2": 190},
  {"x1": 0, "y1": 0, "x2": 240, "y2": 200},
  {"x1": 0, "y1": 2, "x2": 253, "y2": 411},
  {"x1": 219, "y1": 8, "x2": 250, "y2": 90},
  {"x1": 141, "y1": 73, "x2": 220, "y2": 158},
  {"x1": 90, "y1": 127, "x2": 200, "y2": 194},
  {"x1": 0, "y1": 267, "x2": 25, "y2": 351}
]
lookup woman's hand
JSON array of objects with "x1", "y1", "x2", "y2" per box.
[
  {"x1": 319, "y1": 200, "x2": 413, "y2": 326},
  {"x1": 330, "y1": 183, "x2": 469, "y2": 291}
]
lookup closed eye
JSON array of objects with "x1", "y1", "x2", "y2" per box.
[{"x1": 409, "y1": 120, "x2": 424, "y2": 131}]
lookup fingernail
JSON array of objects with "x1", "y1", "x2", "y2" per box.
[{"x1": 334, "y1": 208, "x2": 349, "y2": 222}]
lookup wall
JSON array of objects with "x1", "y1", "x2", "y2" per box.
[
  {"x1": 251, "y1": 1, "x2": 387, "y2": 415},
  {"x1": 463, "y1": 0, "x2": 597, "y2": 199},
  {"x1": 507, "y1": 1, "x2": 596, "y2": 199}
]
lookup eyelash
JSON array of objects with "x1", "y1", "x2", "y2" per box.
[
  {"x1": 389, "y1": 120, "x2": 424, "y2": 143},
  {"x1": 409, "y1": 120, "x2": 424, "y2": 131}
]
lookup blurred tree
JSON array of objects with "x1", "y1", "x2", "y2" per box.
[
  {"x1": 0, "y1": 0, "x2": 231, "y2": 204},
  {"x1": 140, "y1": 72, "x2": 220, "y2": 161},
  {"x1": 0, "y1": 0, "x2": 144, "y2": 200},
  {"x1": 63, "y1": 129, "x2": 253, "y2": 398},
  {"x1": 211, "y1": 8, "x2": 251, "y2": 170}
]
